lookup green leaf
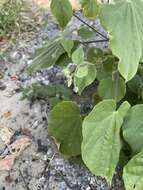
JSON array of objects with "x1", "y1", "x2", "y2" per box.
[
  {"x1": 93, "y1": 92, "x2": 102, "y2": 105},
  {"x1": 127, "y1": 66, "x2": 143, "y2": 99},
  {"x1": 81, "y1": 0, "x2": 99, "y2": 19},
  {"x1": 100, "y1": 0, "x2": 143, "y2": 81},
  {"x1": 87, "y1": 48, "x2": 104, "y2": 64},
  {"x1": 72, "y1": 46, "x2": 84, "y2": 65},
  {"x1": 74, "y1": 62, "x2": 97, "y2": 95},
  {"x1": 78, "y1": 27, "x2": 95, "y2": 39},
  {"x1": 127, "y1": 75, "x2": 142, "y2": 95},
  {"x1": 75, "y1": 64, "x2": 88, "y2": 78},
  {"x1": 60, "y1": 38, "x2": 74, "y2": 57},
  {"x1": 27, "y1": 41, "x2": 65, "y2": 74},
  {"x1": 50, "y1": 0, "x2": 73, "y2": 29},
  {"x1": 82, "y1": 100, "x2": 130, "y2": 185},
  {"x1": 96, "y1": 55, "x2": 115, "y2": 81},
  {"x1": 22, "y1": 83, "x2": 72, "y2": 101},
  {"x1": 48, "y1": 101, "x2": 83, "y2": 156},
  {"x1": 98, "y1": 77, "x2": 126, "y2": 102},
  {"x1": 56, "y1": 53, "x2": 72, "y2": 67},
  {"x1": 49, "y1": 97, "x2": 61, "y2": 109},
  {"x1": 123, "y1": 150, "x2": 143, "y2": 190},
  {"x1": 123, "y1": 105, "x2": 143, "y2": 154}
]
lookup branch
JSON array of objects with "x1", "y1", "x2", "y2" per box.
[
  {"x1": 73, "y1": 13, "x2": 109, "y2": 41},
  {"x1": 19, "y1": 169, "x2": 31, "y2": 190},
  {"x1": 83, "y1": 39, "x2": 108, "y2": 44}
]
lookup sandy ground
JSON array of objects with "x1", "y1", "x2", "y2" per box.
[{"x1": 0, "y1": 40, "x2": 110, "y2": 190}]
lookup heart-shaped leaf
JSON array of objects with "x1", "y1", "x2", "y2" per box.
[
  {"x1": 48, "y1": 101, "x2": 83, "y2": 156},
  {"x1": 72, "y1": 46, "x2": 84, "y2": 65},
  {"x1": 74, "y1": 62, "x2": 97, "y2": 94},
  {"x1": 51, "y1": 0, "x2": 73, "y2": 29},
  {"x1": 78, "y1": 27, "x2": 95, "y2": 39},
  {"x1": 100, "y1": 0, "x2": 143, "y2": 81},
  {"x1": 123, "y1": 104, "x2": 143, "y2": 154},
  {"x1": 123, "y1": 150, "x2": 143, "y2": 190},
  {"x1": 98, "y1": 77, "x2": 126, "y2": 102},
  {"x1": 81, "y1": 0, "x2": 99, "y2": 19},
  {"x1": 82, "y1": 100, "x2": 130, "y2": 184}
]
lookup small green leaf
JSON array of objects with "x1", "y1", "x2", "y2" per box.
[
  {"x1": 51, "y1": 0, "x2": 73, "y2": 29},
  {"x1": 127, "y1": 75, "x2": 142, "y2": 95},
  {"x1": 96, "y1": 55, "x2": 115, "y2": 81},
  {"x1": 98, "y1": 77, "x2": 126, "y2": 102},
  {"x1": 75, "y1": 64, "x2": 88, "y2": 78},
  {"x1": 60, "y1": 38, "x2": 74, "y2": 57},
  {"x1": 27, "y1": 41, "x2": 65, "y2": 74},
  {"x1": 81, "y1": 0, "x2": 99, "y2": 19},
  {"x1": 48, "y1": 101, "x2": 83, "y2": 156},
  {"x1": 74, "y1": 62, "x2": 97, "y2": 95},
  {"x1": 123, "y1": 150, "x2": 143, "y2": 190},
  {"x1": 123, "y1": 105, "x2": 143, "y2": 154},
  {"x1": 82, "y1": 100, "x2": 130, "y2": 185},
  {"x1": 100, "y1": 0, "x2": 143, "y2": 81},
  {"x1": 72, "y1": 46, "x2": 84, "y2": 65},
  {"x1": 78, "y1": 27, "x2": 95, "y2": 39},
  {"x1": 56, "y1": 53, "x2": 72, "y2": 67},
  {"x1": 87, "y1": 48, "x2": 104, "y2": 64},
  {"x1": 22, "y1": 83, "x2": 72, "y2": 102}
]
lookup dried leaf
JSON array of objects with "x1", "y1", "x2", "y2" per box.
[
  {"x1": 0, "y1": 126, "x2": 14, "y2": 144},
  {"x1": 21, "y1": 128, "x2": 32, "y2": 138},
  {"x1": 9, "y1": 137, "x2": 31, "y2": 157},
  {"x1": 0, "y1": 156, "x2": 15, "y2": 171},
  {"x1": 11, "y1": 75, "x2": 18, "y2": 81},
  {"x1": 52, "y1": 136, "x2": 60, "y2": 150},
  {"x1": 2, "y1": 111, "x2": 12, "y2": 118}
]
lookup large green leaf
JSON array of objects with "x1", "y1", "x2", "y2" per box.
[
  {"x1": 98, "y1": 77, "x2": 126, "y2": 102},
  {"x1": 81, "y1": 0, "x2": 99, "y2": 19},
  {"x1": 123, "y1": 105, "x2": 143, "y2": 154},
  {"x1": 48, "y1": 101, "x2": 82, "y2": 156},
  {"x1": 100, "y1": 0, "x2": 143, "y2": 81},
  {"x1": 74, "y1": 62, "x2": 97, "y2": 94},
  {"x1": 123, "y1": 150, "x2": 143, "y2": 190},
  {"x1": 50, "y1": 0, "x2": 73, "y2": 29},
  {"x1": 82, "y1": 100, "x2": 130, "y2": 185},
  {"x1": 27, "y1": 41, "x2": 65, "y2": 74}
]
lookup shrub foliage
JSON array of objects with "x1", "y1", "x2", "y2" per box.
[{"x1": 28, "y1": 0, "x2": 143, "y2": 189}]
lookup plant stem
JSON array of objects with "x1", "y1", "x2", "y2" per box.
[
  {"x1": 19, "y1": 169, "x2": 31, "y2": 190},
  {"x1": 113, "y1": 70, "x2": 119, "y2": 102},
  {"x1": 83, "y1": 39, "x2": 108, "y2": 44},
  {"x1": 73, "y1": 13, "x2": 109, "y2": 41}
]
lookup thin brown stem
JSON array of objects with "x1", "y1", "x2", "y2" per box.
[
  {"x1": 83, "y1": 39, "x2": 108, "y2": 44},
  {"x1": 19, "y1": 169, "x2": 31, "y2": 190},
  {"x1": 73, "y1": 13, "x2": 109, "y2": 41}
]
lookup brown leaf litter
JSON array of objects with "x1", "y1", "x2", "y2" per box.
[{"x1": 0, "y1": 125, "x2": 31, "y2": 171}]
